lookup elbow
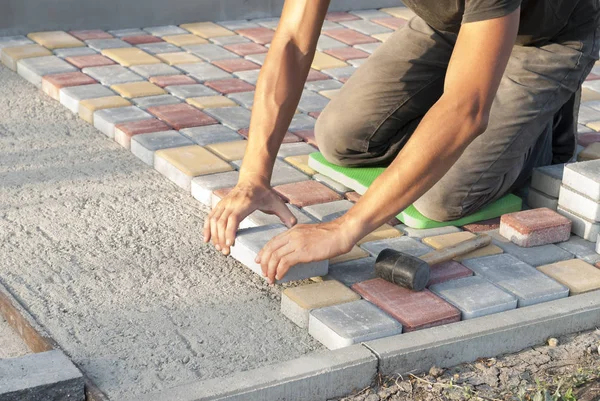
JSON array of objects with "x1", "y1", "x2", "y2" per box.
[{"x1": 440, "y1": 94, "x2": 490, "y2": 139}]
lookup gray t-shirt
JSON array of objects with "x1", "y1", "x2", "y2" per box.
[{"x1": 400, "y1": 0, "x2": 598, "y2": 45}]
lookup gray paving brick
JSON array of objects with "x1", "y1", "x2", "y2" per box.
[
  {"x1": 288, "y1": 114, "x2": 317, "y2": 131},
  {"x1": 0, "y1": 36, "x2": 33, "y2": 52},
  {"x1": 340, "y1": 20, "x2": 393, "y2": 35},
  {"x1": 578, "y1": 104, "x2": 600, "y2": 124},
  {"x1": 400, "y1": 226, "x2": 461, "y2": 239},
  {"x1": 184, "y1": 44, "x2": 239, "y2": 61},
  {"x1": 166, "y1": 84, "x2": 217, "y2": 99},
  {"x1": 269, "y1": 160, "x2": 310, "y2": 186},
  {"x1": 209, "y1": 35, "x2": 251, "y2": 46},
  {"x1": 429, "y1": 276, "x2": 518, "y2": 320},
  {"x1": 0, "y1": 350, "x2": 84, "y2": 401},
  {"x1": 558, "y1": 185, "x2": 600, "y2": 221},
  {"x1": 305, "y1": 79, "x2": 343, "y2": 92},
  {"x1": 204, "y1": 106, "x2": 251, "y2": 130},
  {"x1": 322, "y1": 66, "x2": 357, "y2": 80},
  {"x1": 360, "y1": 236, "x2": 432, "y2": 258},
  {"x1": 321, "y1": 21, "x2": 344, "y2": 30},
  {"x1": 93, "y1": 106, "x2": 151, "y2": 138},
  {"x1": 245, "y1": 53, "x2": 267, "y2": 65},
  {"x1": 252, "y1": 17, "x2": 280, "y2": 29},
  {"x1": 313, "y1": 173, "x2": 352, "y2": 194},
  {"x1": 527, "y1": 188, "x2": 558, "y2": 210},
  {"x1": 130, "y1": 63, "x2": 181, "y2": 78},
  {"x1": 309, "y1": 300, "x2": 402, "y2": 350},
  {"x1": 109, "y1": 28, "x2": 146, "y2": 37},
  {"x1": 558, "y1": 206, "x2": 600, "y2": 241},
  {"x1": 531, "y1": 163, "x2": 565, "y2": 198},
  {"x1": 350, "y1": 9, "x2": 392, "y2": 19},
  {"x1": 354, "y1": 42, "x2": 381, "y2": 54},
  {"x1": 53, "y1": 47, "x2": 97, "y2": 58},
  {"x1": 178, "y1": 62, "x2": 232, "y2": 82},
  {"x1": 490, "y1": 231, "x2": 573, "y2": 267},
  {"x1": 191, "y1": 170, "x2": 240, "y2": 205},
  {"x1": 83, "y1": 65, "x2": 144, "y2": 86},
  {"x1": 227, "y1": 90, "x2": 255, "y2": 108},
  {"x1": 349, "y1": 58, "x2": 366, "y2": 67},
  {"x1": 143, "y1": 25, "x2": 188, "y2": 37},
  {"x1": 303, "y1": 200, "x2": 353, "y2": 222},
  {"x1": 327, "y1": 256, "x2": 376, "y2": 287},
  {"x1": 563, "y1": 160, "x2": 600, "y2": 202},
  {"x1": 277, "y1": 142, "x2": 318, "y2": 158},
  {"x1": 317, "y1": 35, "x2": 348, "y2": 51},
  {"x1": 462, "y1": 254, "x2": 569, "y2": 307},
  {"x1": 132, "y1": 94, "x2": 182, "y2": 109},
  {"x1": 230, "y1": 224, "x2": 329, "y2": 283},
  {"x1": 137, "y1": 42, "x2": 181, "y2": 54},
  {"x1": 298, "y1": 90, "x2": 330, "y2": 113},
  {"x1": 244, "y1": 205, "x2": 315, "y2": 228},
  {"x1": 180, "y1": 124, "x2": 242, "y2": 146},
  {"x1": 131, "y1": 130, "x2": 194, "y2": 166},
  {"x1": 234, "y1": 69, "x2": 260, "y2": 84},
  {"x1": 17, "y1": 56, "x2": 77, "y2": 87},
  {"x1": 86, "y1": 38, "x2": 131, "y2": 51},
  {"x1": 217, "y1": 20, "x2": 260, "y2": 30},
  {"x1": 556, "y1": 236, "x2": 600, "y2": 264},
  {"x1": 60, "y1": 84, "x2": 115, "y2": 113}
]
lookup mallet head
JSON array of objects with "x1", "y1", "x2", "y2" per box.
[{"x1": 374, "y1": 249, "x2": 431, "y2": 291}]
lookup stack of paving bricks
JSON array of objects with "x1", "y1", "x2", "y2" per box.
[{"x1": 2, "y1": 7, "x2": 600, "y2": 351}]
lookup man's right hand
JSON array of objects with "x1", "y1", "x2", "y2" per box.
[{"x1": 202, "y1": 176, "x2": 297, "y2": 255}]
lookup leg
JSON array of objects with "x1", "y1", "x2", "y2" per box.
[
  {"x1": 315, "y1": 16, "x2": 456, "y2": 166},
  {"x1": 414, "y1": 25, "x2": 600, "y2": 222}
]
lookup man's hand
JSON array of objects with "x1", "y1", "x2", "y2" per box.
[
  {"x1": 256, "y1": 219, "x2": 355, "y2": 284},
  {"x1": 203, "y1": 177, "x2": 296, "y2": 255}
]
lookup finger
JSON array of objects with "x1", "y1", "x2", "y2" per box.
[
  {"x1": 224, "y1": 214, "x2": 240, "y2": 250},
  {"x1": 275, "y1": 254, "x2": 298, "y2": 281},
  {"x1": 210, "y1": 206, "x2": 225, "y2": 251},
  {"x1": 256, "y1": 230, "x2": 291, "y2": 265},
  {"x1": 271, "y1": 200, "x2": 297, "y2": 228},
  {"x1": 217, "y1": 210, "x2": 230, "y2": 254},
  {"x1": 203, "y1": 208, "x2": 216, "y2": 243},
  {"x1": 267, "y1": 245, "x2": 295, "y2": 284}
]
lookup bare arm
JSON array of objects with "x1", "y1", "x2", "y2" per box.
[
  {"x1": 204, "y1": 0, "x2": 330, "y2": 255},
  {"x1": 258, "y1": 9, "x2": 521, "y2": 283}
]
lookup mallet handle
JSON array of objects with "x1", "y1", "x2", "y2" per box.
[{"x1": 420, "y1": 234, "x2": 492, "y2": 266}]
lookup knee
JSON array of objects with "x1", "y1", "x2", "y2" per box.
[{"x1": 413, "y1": 188, "x2": 465, "y2": 222}]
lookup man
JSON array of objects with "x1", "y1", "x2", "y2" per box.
[{"x1": 204, "y1": 0, "x2": 599, "y2": 284}]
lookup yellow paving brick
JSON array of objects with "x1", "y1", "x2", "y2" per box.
[
  {"x1": 311, "y1": 52, "x2": 348, "y2": 71},
  {"x1": 205, "y1": 140, "x2": 247, "y2": 161},
  {"x1": 111, "y1": 82, "x2": 166, "y2": 98},
  {"x1": 1, "y1": 44, "x2": 52, "y2": 71},
  {"x1": 537, "y1": 259, "x2": 600, "y2": 295},
  {"x1": 285, "y1": 154, "x2": 317, "y2": 175},
  {"x1": 187, "y1": 96, "x2": 237, "y2": 109},
  {"x1": 163, "y1": 34, "x2": 209, "y2": 46},
  {"x1": 380, "y1": 7, "x2": 417, "y2": 20},
  {"x1": 586, "y1": 121, "x2": 600, "y2": 132},
  {"x1": 582, "y1": 88, "x2": 600, "y2": 102},
  {"x1": 357, "y1": 224, "x2": 402, "y2": 245},
  {"x1": 155, "y1": 52, "x2": 202, "y2": 65},
  {"x1": 422, "y1": 231, "x2": 503, "y2": 262},
  {"x1": 101, "y1": 48, "x2": 160, "y2": 67},
  {"x1": 180, "y1": 22, "x2": 235, "y2": 38},
  {"x1": 156, "y1": 145, "x2": 232, "y2": 176},
  {"x1": 372, "y1": 32, "x2": 393, "y2": 42},
  {"x1": 78, "y1": 96, "x2": 132, "y2": 124},
  {"x1": 330, "y1": 246, "x2": 369, "y2": 265},
  {"x1": 27, "y1": 31, "x2": 84, "y2": 49},
  {"x1": 319, "y1": 89, "x2": 340, "y2": 100}
]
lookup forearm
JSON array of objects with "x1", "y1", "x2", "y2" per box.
[{"x1": 341, "y1": 96, "x2": 487, "y2": 241}]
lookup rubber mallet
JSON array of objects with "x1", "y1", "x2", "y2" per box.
[{"x1": 374, "y1": 234, "x2": 492, "y2": 291}]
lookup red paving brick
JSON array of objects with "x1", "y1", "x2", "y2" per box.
[
  {"x1": 352, "y1": 278, "x2": 460, "y2": 332},
  {"x1": 345, "y1": 191, "x2": 361, "y2": 202},
  {"x1": 308, "y1": 112, "x2": 321, "y2": 120},
  {"x1": 41, "y1": 72, "x2": 97, "y2": 100},
  {"x1": 150, "y1": 75, "x2": 198, "y2": 88},
  {"x1": 427, "y1": 261, "x2": 473, "y2": 287},
  {"x1": 293, "y1": 129, "x2": 318, "y2": 147},
  {"x1": 324, "y1": 29, "x2": 379, "y2": 45},
  {"x1": 325, "y1": 12, "x2": 361, "y2": 22},
  {"x1": 238, "y1": 128, "x2": 300, "y2": 143},
  {"x1": 462, "y1": 217, "x2": 501, "y2": 233},
  {"x1": 339, "y1": 77, "x2": 349, "y2": 83},
  {"x1": 579, "y1": 131, "x2": 600, "y2": 147},
  {"x1": 147, "y1": 103, "x2": 218, "y2": 130},
  {"x1": 372, "y1": 17, "x2": 407, "y2": 30},
  {"x1": 122, "y1": 35, "x2": 164, "y2": 45},
  {"x1": 224, "y1": 42, "x2": 268, "y2": 56},
  {"x1": 274, "y1": 180, "x2": 342, "y2": 207},
  {"x1": 586, "y1": 73, "x2": 600, "y2": 81},
  {"x1": 114, "y1": 118, "x2": 171, "y2": 148},
  {"x1": 235, "y1": 27, "x2": 275, "y2": 45},
  {"x1": 324, "y1": 47, "x2": 370, "y2": 61},
  {"x1": 212, "y1": 58, "x2": 260, "y2": 73},
  {"x1": 306, "y1": 69, "x2": 330, "y2": 81},
  {"x1": 205, "y1": 78, "x2": 255, "y2": 94},
  {"x1": 499, "y1": 208, "x2": 572, "y2": 247},
  {"x1": 65, "y1": 54, "x2": 116, "y2": 69},
  {"x1": 69, "y1": 30, "x2": 113, "y2": 41}
]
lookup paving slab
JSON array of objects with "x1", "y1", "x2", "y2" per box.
[
  {"x1": 227, "y1": 90, "x2": 255, "y2": 108},
  {"x1": 184, "y1": 44, "x2": 238, "y2": 61},
  {"x1": 154, "y1": 145, "x2": 233, "y2": 191},
  {"x1": 1, "y1": 44, "x2": 53, "y2": 71},
  {"x1": 180, "y1": 124, "x2": 243, "y2": 146},
  {"x1": 339, "y1": 19, "x2": 392, "y2": 35},
  {"x1": 83, "y1": 65, "x2": 144, "y2": 86},
  {"x1": 137, "y1": 42, "x2": 182, "y2": 54},
  {"x1": 59, "y1": 83, "x2": 115, "y2": 113},
  {"x1": 181, "y1": 22, "x2": 236, "y2": 38},
  {"x1": 204, "y1": 106, "x2": 252, "y2": 130},
  {"x1": 527, "y1": 188, "x2": 558, "y2": 210},
  {"x1": 243, "y1": 205, "x2": 315, "y2": 229},
  {"x1": 187, "y1": 96, "x2": 237, "y2": 111},
  {"x1": 531, "y1": 163, "x2": 565, "y2": 197},
  {"x1": 350, "y1": 9, "x2": 392, "y2": 19},
  {"x1": 429, "y1": 276, "x2": 517, "y2": 319},
  {"x1": 311, "y1": 51, "x2": 349, "y2": 70},
  {"x1": 150, "y1": 74, "x2": 198, "y2": 88},
  {"x1": 537, "y1": 259, "x2": 600, "y2": 294},
  {"x1": 285, "y1": 154, "x2": 318, "y2": 175},
  {"x1": 302, "y1": 199, "x2": 354, "y2": 222},
  {"x1": 108, "y1": 28, "x2": 146, "y2": 37},
  {"x1": 558, "y1": 185, "x2": 600, "y2": 222},
  {"x1": 277, "y1": 143, "x2": 317, "y2": 160},
  {"x1": 191, "y1": 170, "x2": 240, "y2": 205},
  {"x1": 562, "y1": 160, "x2": 600, "y2": 201},
  {"x1": 281, "y1": 280, "x2": 360, "y2": 328},
  {"x1": 122, "y1": 35, "x2": 164, "y2": 45},
  {"x1": 79, "y1": 96, "x2": 132, "y2": 124},
  {"x1": 93, "y1": 106, "x2": 151, "y2": 138},
  {"x1": 156, "y1": 51, "x2": 202, "y2": 66},
  {"x1": 65, "y1": 54, "x2": 115, "y2": 69},
  {"x1": 53, "y1": 47, "x2": 98, "y2": 58},
  {"x1": 212, "y1": 58, "x2": 260, "y2": 73},
  {"x1": 354, "y1": 42, "x2": 381, "y2": 54},
  {"x1": 166, "y1": 84, "x2": 218, "y2": 99},
  {"x1": 114, "y1": 118, "x2": 171, "y2": 149},
  {"x1": 298, "y1": 90, "x2": 330, "y2": 113},
  {"x1": 163, "y1": 34, "x2": 209, "y2": 47},
  {"x1": 17, "y1": 55, "x2": 78, "y2": 87},
  {"x1": 205, "y1": 140, "x2": 247, "y2": 161},
  {"x1": 0, "y1": 36, "x2": 33, "y2": 53},
  {"x1": 323, "y1": 29, "x2": 378, "y2": 46},
  {"x1": 209, "y1": 35, "x2": 251, "y2": 46},
  {"x1": 461, "y1": 254, "x2": 569, "y2": 307},
  {"x1": 224, "y1": 42, "x2": 268, "y2": 56},
  {"x1": 112, "y1": 81, "x2": 166, "y2": 98},
  {"x1": 556, "y1": 236, "x2": 600, "y2": 264},
  {"x1": 400, "y1": 225, "x2": 461, "y2": 239},
  {"x1": 422, "y1": 231, "x2": 503, "y2": 261},
  {"x1": 360, "y1": 236, "x2": 433, "y2": 258},
  {"x1": 352, "y1": 278, "x2": 460, "y2": 331},
  {"x1": 132, "y1": 94, "x2": 182, "y2": 109},
  {"x1": 557, "y1": 206, "x2": 600, "y2": 241},
  {"x1": 178, "y1": 62, "x2": 232, "y2": 82},
  {"x1": 357, "y1": 224, "x2": 402, "y2": 245},
  {"x1": 327, "y1": 257, "x2": 376, "y2": 287},
  {"x1": 329, "y1": 245, "x2": 370, "y2": 265},
  {"x1": 427, "y1": 261, "x2": 473, "y2": 287},
  {"x1": 85, "y1": 38, "x2": 132, "y2": 51},
  {"x1": 500, "y1": 208, "x2": 571, "y2": 247},
  {"x1": 129, "y1": 63, "x2": 181, "y2": 78},
  {"x1": 0, "y1": 350, "x2": 84, "y2": 401},
  {"x1": 578, "y1": 142, "x2": 600, "y2": 162},
  {"x1": 372, "y1": 17, "x2": 407, "y2": 30},
  {"x1": 235, "y1": 27, "x2": 275, "y2": 45},
  {"x1": 144, "y1": 25, "x2": 188, "y2": 37},
  {"x1": 313, "y1": 173, "x2": 352, "y2": 194},
  {"x1": 274, "y1": 180, "x2": 342, "y2": 207},
  {"x1": 41, "y1": 72, "x2": 96, "y2": 100},
  {"x1": 131, "y1": 130, "x2": 194, "y2": 165},
  {"x1": 230, "y1": 224, "x2": 329, "y2": 283},
  {"x1": 147, "y1": 103, "x2": 218, "y2": 130},
  {"x1": 309, "y1": 300, "x2": 402, "y2": 350},
  {"x1": 68, "y1": 30, "x2": 113, "y2": 41},
  {"x1": 28, "y1": 31, "x2": 85, "y2": 49},
  {"x1": 205, "y1": 78, "x2": 255, "y2": 94},
  {"x1": 490, "y1": 230, "x2": 574, "y2": 266},
  {"x1": 324, "y1": 47, "x2": 370, "y2": 61},
  {"x1": 317, "y1": 35, "x2": 348, "y2": 51},
  {"x1": 102, "y1": 48, "x2": 161, "y2": 66},
  {"x1": 322, "y1": 66, "x2": 358, "y2": 81},
  {"x1": 304, "y1": 78, "x2": 344, "y2": 92}
]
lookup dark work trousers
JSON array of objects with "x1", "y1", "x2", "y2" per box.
[{"x1": 314, "y1": 13, "x2": 600, "y2": 222}]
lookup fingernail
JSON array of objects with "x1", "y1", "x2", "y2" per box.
[
  {"x1": 255, "y1": 257, "x2": 260, "y2": 263},
  {"x1": 226, "y1": 239, "x2": 231, "y2": 246},
  {"x1": 215, "y1": 244, "x2": 221, "y2": 251},
  {"x1": 222, "y1": 248, "x2": 229, "y2": 256}
]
